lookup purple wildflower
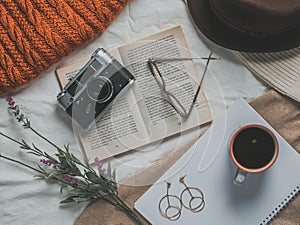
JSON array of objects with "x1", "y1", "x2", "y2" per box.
[
  {"x1": 6, "y1": 95, "x2": 16, "y2": 109},
  {"x1": 61, "y1": 174, "x2": 77, "y2": 184},
  {"x1": 95, "y1": 157, "x2": 103, "y2": 168},
  {"x1": 6, "y1": 95, "x2": 30, "y2": 128},
  {"x1": 40, "y1": 159, "x2": 54, "y2": 166},
  {"x1": 94, "y1": 157, "x2": 107, "y2": 176}
]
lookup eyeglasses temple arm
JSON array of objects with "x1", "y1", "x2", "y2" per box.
[
  {"x1": 152, "y1": 57, "x2": 220, "y2": 63},
  {"x1": 148, "y1": 59, "x2": 167, "y2": 88},
  {"x1": 186, "y1": 52, "x2": 214, "y2": 117}
]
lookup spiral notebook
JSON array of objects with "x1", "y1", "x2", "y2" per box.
[{"x1": 134, "y1": 99, "x2": 300, "y2": 225}]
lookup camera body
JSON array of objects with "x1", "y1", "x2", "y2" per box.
[{"x1": 57, "y1": 48, "x2": 135, "y2": 130}]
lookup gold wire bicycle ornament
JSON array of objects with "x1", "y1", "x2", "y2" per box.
[
  {"x1": 158, "y1": 176, "x2": 205, "y2": 221},
  {"x1": 158, "y1": 182, "x2": 183, "y2": 221},
  {"x1": 179, "y1": 175, "x2": 205, "y2": 213}
]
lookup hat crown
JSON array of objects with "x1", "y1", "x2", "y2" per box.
[{"x1": 210, "y1": 0, "x2": 300, "y2": 34}]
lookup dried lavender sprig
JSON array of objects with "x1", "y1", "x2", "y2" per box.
[
  {"x1": 1, "y1": 96, "x2": 144, "y2": 225},
  {"x1": 6, "y1": 96, "x2": 92, "y2": 171},
  {"x1": 7, "y1": 95, "x2": 61, "y2": 150},
  {"x1": 0, "y1": 133, "x2": 142, "y2": 223}
]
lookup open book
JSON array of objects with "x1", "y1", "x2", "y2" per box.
[{"x1": 56, "y1": 26, "x2": 212, "y2": 162}]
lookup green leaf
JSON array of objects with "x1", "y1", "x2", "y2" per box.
[
  {"x1": 60, "y1": 196, "x2": 77, "y2": 204},
  {"x1": 112, "y1": 168, "x2": 117, "y2": 183},
  {"x1": 72, "y1": 197, "x2": 90, "y2": 203},
  {"x1": 34, "y1": 174, "x2": 48, "y2": 179},
  {"x1": 64, "y1": 144, "x2": 70, "y2": 152},
  {"x1": 20, "y1": 146, "x2": 29, "y2": 150},
  {"x1": 58, "y1": 155, "x2": 68, "y2": 166},
  {"x1": 70, "y1": 153, "x2": 81, "y2": 164},
  {"x1": 67, "y1": 185, "x2": 75, "y2": 192},
  {"x1": 85, "y1": 171, "x2": 99, "y2": 183},
  {"x1": 27, "y1": 151, "x2": 42, "y2": 156},
  {"x1": 60, "y1": 195, "x2": 91, "y2": 204},
  {"x1": 20, "y1": 139, "x2": 30, "y2": 150},
  {"x1": 107, "y1": 161, "x2": 112, "y2": 180},
  {"x1": 32, "y1": 143, "x2": 39, "y2": 150},
  {"x1": 32, "y1": 143, "x2": 42, "y2": 154},
  {"x1": 56, "y1": 148, "x2": 66, "y2": 156},
  {"x1": 47, "y1": 171, "x2": 60, "y2": 180},
  {"x1": 37, "y1": 164, "x2": 46, "y2": 173}
]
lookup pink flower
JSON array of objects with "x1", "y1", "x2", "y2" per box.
[
  {"x1": 61, "y1": 174, "x2": 77, "y2": 184},
  {"x1": 94, "y1": 157, "x2": 107, "y2": 176},
  {"x1": 40, "y1": 159, "x2": 54, "y2": 166},
  {"x1": 6, "y1": 95, "x2": 16, "y2": 109},
  {"x1": 95, "y1": 157, "x2": 103, "y2": 168}
]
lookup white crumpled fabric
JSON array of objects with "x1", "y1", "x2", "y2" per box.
[{"x1": 0, "y1": 0, "x2": 267, "y2": 224}]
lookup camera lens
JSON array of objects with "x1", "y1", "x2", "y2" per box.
[{"x1": 87, "y1": 76, "x2": 113, "y2": 103}]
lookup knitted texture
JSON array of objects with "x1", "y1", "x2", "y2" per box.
[{"x1": 0, "y1": 0, "x2": 131, "y2": 95}]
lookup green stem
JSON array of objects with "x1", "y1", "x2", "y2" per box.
[
  {"x1": 0, "y1": 132, "x2": 24, "y2": 146},
  {"x1": 0, "y1": 154, "x2": 43, "y2": 174},
  {"x1": 29, "y1": 127, "x2": 61, "y2": 150}
]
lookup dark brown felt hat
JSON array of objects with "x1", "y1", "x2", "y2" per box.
[{"x1": 187, "y1": 0, "x2": 300, "y2": 52}]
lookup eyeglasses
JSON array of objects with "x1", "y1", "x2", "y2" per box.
[{"x1": 147, "y1": 52, "x2": 219, "y2": 119}]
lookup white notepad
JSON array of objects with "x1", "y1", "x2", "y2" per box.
[{"x1": 134, "y1": 99, "x2": 300, "y2": 225}]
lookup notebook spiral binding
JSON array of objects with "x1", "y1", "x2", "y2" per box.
[{"x1": 260, "y1": 185, "x2": 300, "y2": 225}]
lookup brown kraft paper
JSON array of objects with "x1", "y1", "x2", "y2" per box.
[{"x1": 75, "y1": 89, "x2": 300, "y2": 225}]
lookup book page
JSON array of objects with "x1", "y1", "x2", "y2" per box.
[
  {"x1": 55, "y1": 49, "x2": 150, "y2": 161},
  {"x1": 79, "y1": 93, "x2": 150, "y2": 161},
  {"x1": 118, "y1": 26, "x2": 212, "y2": 142}
]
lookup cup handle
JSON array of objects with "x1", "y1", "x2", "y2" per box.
[{"x1": 233, "y1": 169, "x2": 247, "y2": 185}]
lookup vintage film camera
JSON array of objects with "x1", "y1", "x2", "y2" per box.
[{"x1": 57, "y1": 48, "x2": 135, "y2": 130}]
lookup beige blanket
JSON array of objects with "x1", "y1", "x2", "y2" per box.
[
  {"x1": 236, "y1": 49, "x2": 300, "y2": 103},
  {"x1": 75, "y1": 90, "x2": 300, "y2": 225}
]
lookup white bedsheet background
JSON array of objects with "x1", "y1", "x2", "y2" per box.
[{"x1": 0, "y1": 0, "x2": 268, "y2": 224}]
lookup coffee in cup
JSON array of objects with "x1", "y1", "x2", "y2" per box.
[{"x1": 229, "y1": 124, "x2": 279, "y2": 185}]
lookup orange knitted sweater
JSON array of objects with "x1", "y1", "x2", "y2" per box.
[{"x1": 0, "y1": 0, "x2": 131, "y2": 95}]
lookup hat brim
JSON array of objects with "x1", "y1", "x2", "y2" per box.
[{"x1": 187, "y1": 0, "x2": 300, "y2": 52}]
